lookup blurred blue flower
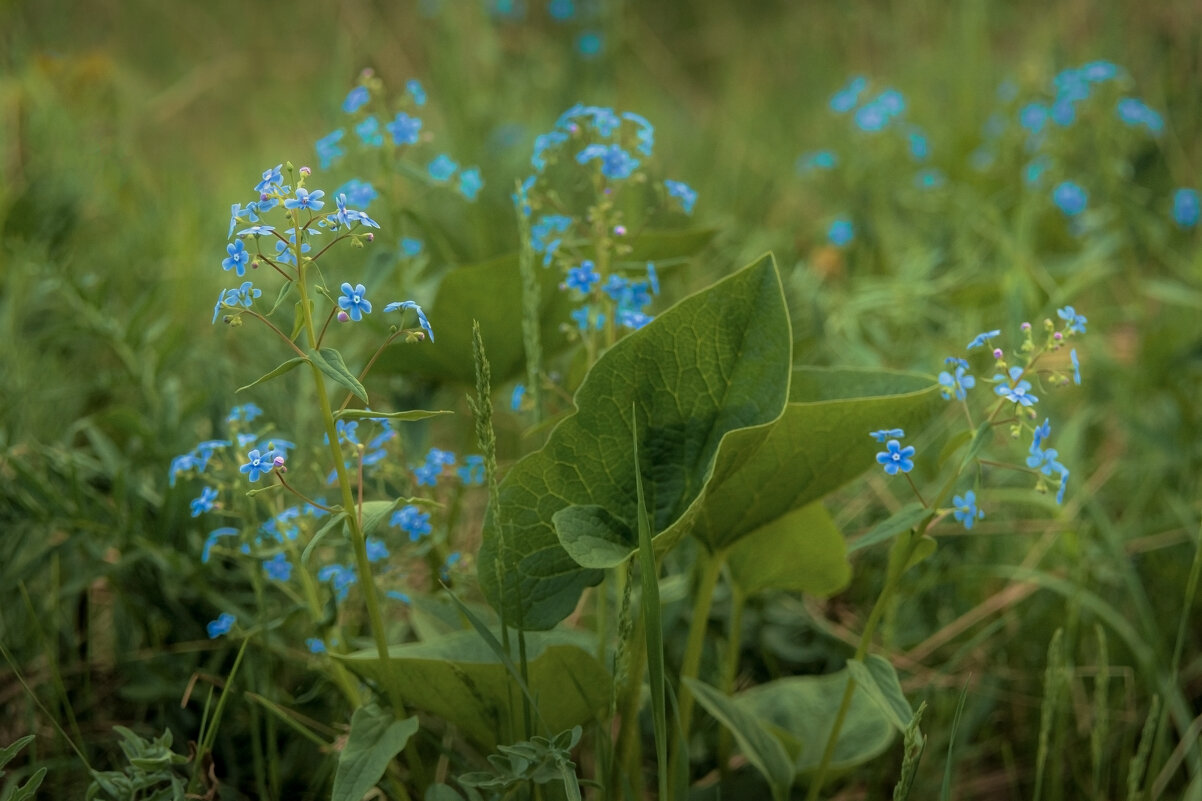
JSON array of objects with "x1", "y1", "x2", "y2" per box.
[
  {"x1": 365, "y1": 537, "x2": 390, "y2": 563},
  {"x1": 316, "y1": 130, "x2": 345, "y2": 169},
  {"x1": 854, "y1": 103, "x2": 889, "y2": 132},
  {"x1": 190, "y1": 486, "x2": 219, "y2": 517},
  {"x1": 206, "y1": 612, "x2": 236, "y2": 639},
  {"x1": 576, "y1": 31, "x2": 602, "y2": 58},
  {"x1": 646, "y1": 262, "x2": 659, "y2": 295},
  {"x1": 532, "y1": 130, "x2": 569, "y2": 171},
  {"x1": 1056, "y1": 466, "x2": 1069, "y2": 504},
  {"x1": 1019, "y1": 103, "x2": 1049, "y2": 135},
  {"x1": 623, "y1": 111, "x2": 655, "y2": 156},
  {"x1": 400, "y1": 237, "x2": 424, "y2": 257},
  {"x1": 1116, "y1": 98, "x2": 1164, "y2": 134},
  {"x1": 1057, "y1": 305, "x2": 1087, "y2": 334},
  {"x1": 343, "y1": 86, "x2": 370, "y2": 113},
  {"x1": 1025, "y1": 157, "x2": 1050, "y2": 186},
  {"x1": 382, "y1": 300, "x2": 433, "y2": 341},
  {"x1": 548, "y1": 0, "x2": 574, "y2": 20},
  {"x1": 1173, "y1": 188, "x2": 1200, "y2": 228},
  {"x1": 665, "y1": 180, "x2": 697, "y2": 214},
  {"x1": 355, "y1": 116, "x2": 384, "y2": 147},
  {"x1": 459, "y1": 167, "x2": 483, "y2": 201},
  {"x1": 829, "y1": 76, "x2": 867, "y2": 113},
  {"x1": 577, "y1": 144, "x2": 639, "y2": 179},
  {"x1": 869, "y1": 429, "x2": 905, "y2": 443},
  {"x1": 797, "y1": 150, "x2": 838, "y2": 173},
  {"x1": 827, "y1": 218, "x2": 854, "y2": 247},
  {"x1": 391, "y1": 505, "x2": 432, "y2": 541},
  {"x1": 1071, "y1": 349, "x2": 1081, "y2": 385},
  {"x1": 994, "y1": 366, "x2": 1038, "y2": 407},
  {"x1": 876, "y1": 439, "x2": 915, "y2": 475},
  {"x1": 907, "y1": 129, "x2": 929, "y2": 160},
  {"x1": 306, "y1": 638, "x2": 328, "y2": 654},
  {"x1": 407, "y1": 79, "x2": 427, "y2": 106},
  {"x1": 339, "y1": 283, "x2": 372, "y2": 321},
  {"x1": 386, "y1": 112, "x2": 422, "y2": 146},
  {"x1": 263, "y1": 552, "x2": 292, "y2": 581},
  {"x1": 565, "y1": 260, "x2": 600, "y2": 294},
  {"x1": 511, "y1": 384, "x2": 526, "y2": 411},
  {"x1": 317, "y1": 563, "x2": 357, "y2": 601},
  {"x1": 1052, "y1": 181, "x2": 1087, "y2": 216},
  {"x1": 458, "y1": 454, "x2": 486, "y2": 485},
  {"x1": 428, "y1": 154, "x2": 458, "y2": 182},
  {"x1": 1050, "y1": 99, "x2": 1076, "y2": 127},
  {"x1": 531, "y1": 214, "x2": 573, "y2": 251},
  {"x1": 915, "y1": 168, "x2": 945, "y2": 189},
  {"x1": 201, "y1": 528, "x2": 239, "y2": 563},
  {"x1": 952, "y1": 491, "x2": 985, "y2": 530}
]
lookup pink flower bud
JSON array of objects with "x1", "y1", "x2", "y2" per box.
[
  {"x1": 337, "y1": 311, "x2": 350, "y2": 323},
  {"x1": 299, "y1": 166, "x2": 312, "y2": 176},
  {"x1": 613, "y1": 225, "x2": 627, "y2": 236},
  {"x1": 251, "y1": 260, "x2": 260, "y2": 270},
  {"x1": 273, "y1": 455, "x2": 286, "y2": 468},
  {"x1": 365, "y1": 232, "x2": 374, "y2": 242},
  {"x1": 1053, "y1": 331, "x2": 1063, "y2": 341},
  {"x1": 1021, "y1": 321, "x2": 1031, "y2": 331},
  {"x1": 993, "y1": 348, "x2": 1004, "y2": 360}
]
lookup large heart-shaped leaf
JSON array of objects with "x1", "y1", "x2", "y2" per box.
[
  {"x1": 478, "y1": 254, "x2": 793, "y2": 629},
  {"x1": 726, "y1": 501, "x2": 850, "y2": 598},
  {"x1": 339, "y1": 629, "x2": 609, "y2": 750},
  {"x1": 331, "y1": 705, "x2": 419, "y2": 801}
]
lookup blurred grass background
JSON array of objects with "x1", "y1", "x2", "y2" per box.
[{"x1": 2, "y1": 0, "x2": 1202, "y2": 798}]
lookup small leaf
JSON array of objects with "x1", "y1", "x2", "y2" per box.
[
  {"x1": 309, "y1": 347, "x2": 368, "y2": 404},
  {"x1": 236, "y1": 356, "x2": 307, "y2": 393},
  {"x1": 848, "y1": 503, "x2": 930, "y2": 554},
  {"x1": 331, "y1": 704, "x2": 419, "y2": 801},
  {"x1": 334, "y1": 408, "x2": 453, "y2": 422}
]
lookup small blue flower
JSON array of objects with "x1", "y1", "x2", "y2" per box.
[
  {"x1": 229, "y1": 403, "x2": 264, "y2": 423},
  {"x1": 875, "y1": 439, "x2": 915, "y2": 475},
  {"x1": 797, "y1": 150, "x2": 838, "y2": 173},
  {"x1": 1056, "y1": 465, "x2": 1069, "y2": 505},
  {"x1": 229, "y1": 202, "x2": 259, "y2": 238},
  {"x1": 386, "y1": 112, "x2": 423, "y2": 146},
  {"x1": 617, "y1": 308, "x2": 652, "y2": 330},
  {"x1": 382, "y1": 300, "x2": 433, "y2": 341},
  {"x1": 915, "y1": 169, "x2": 945, "y2": 189},
  {"x1": 414, "y1": 463, "x2": 440, "y2": 486},
  {"x1": 335, "y1": 179, "x2": 378, "y2": 208},
  {"x1": 623, "y1": 111, "x2": 655, "y2": 156},
  {"x1": 407, "y1": 79, "x2": 427, "y2": 106},
  {"x1": 400, "y1": 237, "x2": 423, "y2": 257},
  {"x1": 202, "y1": 527, "x2": 239, "y2": 563},
  {"x1": 907, "y1": 130, "x2": 929, "y2": 160},
  {"x1": 565, "y1": 260, "x2": 600, "y2": 294},
  {"x1": 511, "y1": 384, "x2": 526, "y2": 411},
  {"x1": 365, "y1": 537, "x2": 390, "y2": 563},
  {"x1": 343, "y1": 86, "x2": 370, "y2": 113},
  {"x1": 428, "y1": 154, "x2": 458, "y2": 182},
  {"x1": 665, "y1": 180, "x2": 697, "y2": 214},
  {"x1": 354, "y1": 115, "x2": 384, "y2": 147},
  {"x1": 854, "y1": 103, "x2": 889, "y2": 132},
  {"x1": 1070, "y1": 349, "x2": 1081, "y2": 385},
  {"x1": 236, "y1": 224, "x2": 275, "y2": 239},
  {"x1": 1019, "y1": 103, "x2": 1049, "y2": 135},
  {"x1": 994, "y1": 366, "x2": 1038, "y2": 407},
  {"x1": 285, "y1": 188, "x2": 326, "y2": 212},
  {"x1": 391, "y1": 505, "x2": 432, "y2": 541},
  {"x1": 938, "y1": 363, "x2": 976, "y2": 401},
  {"x1": 575, "y1": 31, "x2": 602, "y2": 58},
  {"x1": 440, "y1": 551, "x2": 462, "y2": 582},
  {"x1": 952, "y1": 491, "x2": 985, "y2": 530},
  {"x1": 1050, "y1": 99, "x2": 1077, "y2": 127},
  {"x1": 1033, "y1": 418, "x2": 1052, "y2": 450},
  {"x1": 317, "y1": 563, "x2": 357, "y2": 601},
  {"x1": 222, "y1": 239, "x2": 251, "y2": 277},
  {"x1": 306, "y1": 638, "x2": 328, "y2": 654},
  {"x1": 1026, "y1": 443, "x2": 1063, "y2": 477},
  {"x1": 1052, "y1": 181, "x2": 1087, "y2": 217},
  {"x1": 829, "y1": 76, "x2": 867, "y2": 113},
  {"x1": 532, "y1": 130, "x2": 569, "y2": 171},
  {"x1": 386, "y1": 590, "x2": 411, "y2": 604},
  {"x1": 255, "y1": 164, "x2": 284, "y2": 194},
  {"x1": 869, "y1": 429, "x2": 905, "y2": 443},
  {"x1": 263, "y1": 552, "x2": 293, "y2": 581},
  {"x1": 1173, "y1": 188, "x2": 1200, "y2": 228},
  {"x1": 339, "y1": 283, "x2": 372, "y2": 322},
  {"x1": 229, "y1": 281, "x2": 261, "y2": 308},
  {"x1": 577, "y1": 144, "x2": 639, "y2": 180},
  {"x1": 531, "y1": 214, "x2": 573, "y2": 252},
  {"x1": 459, "y1": 167, "x2": 483, "y2": 201},
  {"x1": 967, "y1": 330, "x2": 1001, "y2": 350},
  {"x1": 239, "y1": 449, "x2": 274, "y2": 482},
  {"x1": 1057, "y1": 306, "x2": 1087, "y2": 334},
  {"x1": 827, "y1": 218, "x2": 854, "y2": 247},
  {"x1": 457, "y1": 454, "x2": 486, "y2": 485},
  {"x1": 548, "y1": 0, "x2": 575, "y2": 20},
  {"x1": 1025, "y1": 157, "x2": 1050, "y2": 186},
  {"x1": 316, "y1": 130, "x2": 346, "y2": 169},
  {"x1": 206, "y1": 612, "x2": 236, "y2": 639},
  {"x1": 190, "y1": 486, "x2": 219, "y2": 517},
  {"x1": 1116, "y1": 98, "x2": 1163, "y2": 134}
]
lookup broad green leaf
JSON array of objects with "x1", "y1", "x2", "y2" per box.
[
  {"x1": 734, "y1": 668, "x2": 898, "y2": 777},
  {"x1": 339, "y1": 629, "x2": 609, "y2": 750},
  {"x1": 331, "y1": 704, "x2": 419, "y2": 801},
  {"x1": 684, "y1": 678, "x2": 794, "y2": 801},
  {"x1": 308, "y1": 347, "x2": 368, "y2": 404},
  {"x1": 553, "y1": 505, "x2": 635, "y2": 569},
  {"x1": 479, "y1": 255, "x2": 792, "y2": 629},
  {"x1": 847, "y1": 503, "x2": 930, "y2": 554},
  {"x1": 727, "y1": 501, "x2": 850, "y2": 597},
  {"x1": 236, "y1": 356, "x2": 307, "y2": 393},
  {"x1": 845, "y1": 655, "x2": 914, "y2": 733},
  {"x1": 346, "y1": 500, "x2": 401, "y2": 540},
  {"x1": 333, "y1": 408, "x2": 453, "y2": 422}
]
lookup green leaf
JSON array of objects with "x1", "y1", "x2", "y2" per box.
[
  {"x1": 845, "y1": 655, "x2": 914, "y2": 733},
  {"x1": 331, "y1": 704, "x2": 419, "y2": 801},
  {"x1": 333, "y1": 408, "x2": 453, "y2": 422},
  {"x1": 424, "y1": 784, "x2": 467, "y2": 801},
  {"x1": 348, "y1": 500, "x2": 402, "y2": 540},
  {"x1": 684, "y1": 678, "x2": 794, "y2": 801},
  {"x1": 339, "y1": 630, "x2": 609, "y2": 750},
  {"x1": 236, "y1": 356, "x2": 307, "y2": 393},
  {"x1": 848, "y1": 503, "x2": 930, "y2": 554},
  {"x1": 553, "y1": 505, "x2": 636, "y2": 569},
  {"x1": 727, "y1": 501, "x2": 850, "y2": 597},
  {"x1": 308, "y1": 347, "x2": 368, "y2": 404},
  {"x1": 0, "y1": 735, "x2": 35, "y2": 772},
  {"x1": 479, "y1": 254, "x2": 792, "y2": 629},
  {"x1": 6, "y1": 767, "x2": 46, "y2": 801}
]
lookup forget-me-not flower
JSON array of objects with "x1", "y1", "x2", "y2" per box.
[
  {"x1": 994, "y1": 366, "x2": 1038, "y2": 407},
  {"x1": 339, "y1": 283, "x2": 372, "y2": 322},
  {"x1": 876, "y1": 439, "x2": 915, "y2": 475},
  {"x1": 952, "y1": 491, "x2": 985, "y2": 530},
  {"x1": 382, "y1": 300, "x2": 433, "y2": 341},
  {"x1": 665, "y1": 180, "x2": 697, "y2": 214},
  {"x1": 207, "y1": 612, "x2": 236, "y2": 639},
  {"x1": 222, "y1": 239, "x2": 251, "y2": 277}
]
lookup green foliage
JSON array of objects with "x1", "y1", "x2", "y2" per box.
[
  {"x1": 86, "y1": 728, "x2": 188, "y2": 801},
  {"x1": 0, "y1": 736, "x2": 46, "y2": 801},
  {"x1": 331, "y1": 705, "x2": 418, "y2": 801},
  {"x1": 458, "y1": 726, "x2": 582, "y2": 800}
]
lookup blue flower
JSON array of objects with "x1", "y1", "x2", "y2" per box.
[
  {"x1": 827, "y1": 218, "x2": 854, "y2": 247},
  {"x1": 336, "y1": 179, "x2": 378, "y2": 208},
  {"x1": 339, "y1": 283, "x2": 372, "y2": 321},
  {"x1": 532, "y1": 130, "x2": 569, "y2": 171},
  {"x1": 1019, "y1": 103, "x2": 1049, "y2": 135},
  {"x1": 623, "y1": 111, "x2": 655, "y2": 156},
  {"x1": 967, "y1": 329, "x2": 1001, "y2": 350},
  {"x1": 354, "y1": 115, "x2": 384, "y2": 146},
  {"x1": 316, "y1": 130, "x2": 346, "y2": 169},
  {"x1": 907, "y1": 130, "x2": 929, "y2": 160},
  {"x1": 869, "y1": 429, "x2": 905, "y2": 442},
  {"x1": 386, "y1": 590, "x2": 411, "y2": 604},
  {"x1": 239, "y1": 448, "x2": 274, "y2": 482},
  {"x1": 1071, "y1": 349, "x2": 1081, "y2": 385},
  {"x1": 236, "y1": 224, "x2": 274, "y2": 239},
  {"x1": 511, "y1": 384, "x2": 526, "y2": 411},
  {"x1": 459, "y1": 167, "x2": 483, "y2": 201},
  {"x1": 428, "y1": 154, "x2": 458, "y2": 182},
  {"x1": 407, "y1": 79, "x2": 427, "y2": 106},
  {"x1": 229, "y1": 403, "x2": 263, "y2": 423},
  {"x1": 531, "y1": 214, "x2": 573, "y2": 252},
  {"x1": 829, "y1": 76, "x2": 867, "y2": 113},
  {"x1": 617, "y1": 308, "x2": 652, "y2": 330},
  {"x1": 285, "y1": 188, "x2": 325, "y2": 212},
  {"x1": 306, "y1": 638, "x2": 328, "y2": 654},
  {"x1": 1052, "y1": 181, "x2": 1087, "y2": 217},
  {"x1": 229, "y1": 202, "x2": 259, "y2": 238},
  {"x1": 577, "y1": 144, "x2": 639, "y2": 180},
  {"x1": 400, "y1": 237, "x2": 423, "y2": 257},
  {"x1": 1025, "y1": 157, "x2": 1050, "y2": 186},
  {"x1": 255, "y1": 164, "x2": 284, "y2": 194},
  {"x1": 875, "y1": 439, "x2": 915, "y2": 475},
  {"x1": 206, "y1": 612, "x2": 236, "y2": 639},
  {"x1": 391, "y1": 505, "x2": 432, "y2": 541},
  {"x1": 938, "y1": 363, "x2": 976, "y2": 401},
  {"x1": 796, "y1": 150, "x2": 838, "y2": 173},
  {"x1": 386, "y1": 112, "x2": 422, "y2": 146},
  {"x1": 565, "y1": 260, "x2": 600, "y2": 294},
  {"x1": 601, "y1": 274, "x2": 628, "y2": 302},
  {"x1": 440, "y1": 551, "x2": 462, "y2": 583},
  {"x1": 1173, "y1": 188, "x2": 1200, "y2": 228},
  {"x1": 1057, "y1": 306, "x2": 1087, "y2": 334},
  {"x1": 1116, "y1": 98, "x2": 1163, "y2": 134},
  {"x1": 548, "y1": 0, "x2": 575, "y2": 20},
  {"x1": 994, "y1": 366, "x2": 1038, "y2": 407},
  {"x1": 570, "y1": 305, "x2": 602, "y2": 332},
  {"x1": 317, "y1": 563, "x2": 357, "y2": 601},
  {"x1": 1081, "y1": 60, "x2": 1118, "y2": 82},
  {"x1": 229, "y1": 281, "x2": 261, "y2": 308},
  {"x1": 263, "y1": 552, "x2": 293, "y2": 581},
  {"x1": 952, "y1": 491, "x2": 985, "y2": 530},
  {"x1": 343, "y1": 86, "x2": 370, "y2": 113},
  {"x1": 665, "y1": 180, "x2": 697, "y2": 214},
  {"x1": 915, "y1": 169, "x2": 945, "y2": 189},
  {"x1": 190, "y1": 486, "x2": 219, "y2": 517},
  {"x1": 1050, "y1": 99, "x2": 1076, "y2": 127},
  {"x1": 457, "y1": 454, "x2": 485, "y2": 485},
  {"x1": 414, "y1": 463, "x2": 440, "y2": 486},
  {"x1": 1033, "y1": 418, "x2": 1052, "y2": 450},
  {"x1": 365, "y1": 537, "x2": 390, "y2": 563},
  {"x1": 382, "y1": 300, "x2": 433, "y2": 341},
  {"x1": 201, "y1": 527, "x2": 239, "y2": 564},
  {"x1": 854, "y1": 103, "x2": 889, "y2": 132},
  {"x1": 1026, "y1": 443, "x2": 1063, "y2": 477},
  {"x1": 575, "y1": 31, "x2": 602, "y2": 58},
  {"x1": 222, "y1": 239, "x2": 251, "y2": 277},
  {"x1": 1056, "y1": 465, "x2": 1069, "y2": 505}
]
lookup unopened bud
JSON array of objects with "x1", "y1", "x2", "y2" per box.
[
  {"x1": 613, "y1": 225, "x2": 627, "y2": 236},
  {"x1": 365, "y1": 232, "x2": 374, "y2": 242},
  {"x1": 1021, "y1": 321, "x2": 1031, "y2": 331},
  {"x1": 338, "y1": 311, "x2": 350, "y2": 323},
  {"x1": 1053, "y1": 331, "x2": 1063, "y2": 341},
  {"x1": 299, "y1": 165, "x2": 311, "y2": 176},
  {"x1": 251, "y1": 260, "x2": 260, "y2": 270},
  {"x1": 993, "y1": 348, "x2": 1003, "y2": 360}
]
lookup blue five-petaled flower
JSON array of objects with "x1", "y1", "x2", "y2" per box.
[
  {"x1": 285, "y1": 188, "x2": 325, "y2": 212},
  {"x1": 382, "y1": 300, "x2": 433, "y2": 341},
  {"x1": 339, "y1": 283, "x2": 372, "y2": 321},
  {"x1": 876, "y1": 439, "x2": 915, "y2": 475},
  {"x1": 222, "y1": 239, "x2": 251, "y2": 277},
  {"x1": 207, "y1": 612, "x2": 236, "y2": 639},
  {"x1": 994, "y1": 365, "x2": 1038, "y2": 406},
  {"x1": 952, "y1": 491, "x2": 985, "y2": 530},
  {"x1": 239, "y1": 449, "x2": 274, "y2": 482}
]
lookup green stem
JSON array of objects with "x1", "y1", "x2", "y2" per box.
[
  {"x1": 669, "y1": 548, "x2": 726, "y2": 790},
  {"x1": 717, "y1": 584, "x2": 747, "y2": 779}
]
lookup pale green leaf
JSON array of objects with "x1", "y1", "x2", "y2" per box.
[{"x1": 331, "y1": 704, "x2": 419, "y2": 801}]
